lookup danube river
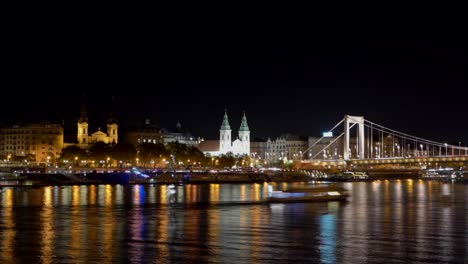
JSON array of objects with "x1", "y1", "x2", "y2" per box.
[{"x1": 0, "y1": 181, "x2": 466, "y2": 263}]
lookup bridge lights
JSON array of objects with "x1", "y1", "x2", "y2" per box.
[{"x1": 374, "y1": 145, "x2": 380, "y2": 159}]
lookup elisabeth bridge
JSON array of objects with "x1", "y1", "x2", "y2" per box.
[{"x1": 296, "y1": 115, "x2": 468, "y2": 170}]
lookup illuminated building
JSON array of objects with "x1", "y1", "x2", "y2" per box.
[
  {"x1": 250, "y1": 138, "x2": 267, "y2": 160},
  {"x1": 76, "y1": 104, "x2": 118, "y2": 149},
  {"x1": 162, "y1": 121, "x2": 203, "y2": 147},
  {"x1": 0, "y1": 123, "x2": 63, "y2": 163},
  {"x1": 122, "y1": 119, "x2": 202, "y2": 148},
  {"x1": 265, "y1": 134, "x2": 308, "y2": 163},
  {"x1": 122, "y1": 118, "x2": 164, "y2": 147},
  {"x1": 199, "y1": 110, "x2": 250, "y2": 157}
]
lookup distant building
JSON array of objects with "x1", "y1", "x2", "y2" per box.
[
  {"x1": 199, "y1": 110, "x2": 250, "y2": 157},
  {"x1": 0, "y1": 123, "x2": 64, "y2": 163},
  {"x1": 122, "y1": 119, "x2": 202, "y2": 148},
  {"x1": 265, "y1": 134, "x2": 308, "y2": 163},
  {"x1": 250, "y1": 137, "x2": 267, "y2": 159},
  {"x1": 162, "y1": 121, "x2": 203, "y2": 147},
  {"x1": 307, "y1": 136, "x2": 360, "y2": 160},
  {"x1": 307, "y1": 136, "x2": 343, "y2": 160},
  {"x1": 76, "y1": 104, "x2": 118, "y2": 149},
  {"x1": 197, "y1": 140, "x2": 220, "y2": 154},
  {"x1": 122, "y1": 118, "x2": 164, "y2": 147}
]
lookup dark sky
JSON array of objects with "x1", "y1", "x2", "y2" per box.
[{"x1": 2, "y1": 2, "x2": 467, "y2": 143}]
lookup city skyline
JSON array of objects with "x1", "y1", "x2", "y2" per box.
[
  {"x1": 1, "y1": 4, "x2": 466, "y2": 264},
  {"x1": 3, "y1": 2, "x2": 466, "y2": 143},
  {"x1": 1, "y1": 95, "x2": 466, "y2": 145}
]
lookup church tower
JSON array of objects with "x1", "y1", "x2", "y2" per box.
[
  {"x1": 107, "y1": 119, "x2": 118, "y2": 144},
  {"x1": 219, "y1": 109, "x2": 232, "y2": 154},
  {"x1": 238, "y1": 111, "x2": 250, "y2": 155},
  {"x1": 77, "y1": 104, "x2": 89, "y2": 147},
  {"x1": 106, "y1": 99, "x2": 118, "y2": 144}
]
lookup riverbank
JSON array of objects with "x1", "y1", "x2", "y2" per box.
[{"x1": 1, "y1": 170, "x2": 466, "y2": 187}]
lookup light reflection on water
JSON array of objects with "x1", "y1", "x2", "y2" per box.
[{"x1": 0, "y1": 181, "x2": 466, "y2": 263}]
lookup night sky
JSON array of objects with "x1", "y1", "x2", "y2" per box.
[{"x1": 2, "y1": 2, "x2": 466, "y2": 144}]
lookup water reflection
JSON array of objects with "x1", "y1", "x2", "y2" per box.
[
  {"x1": 40, "y1": 187, "x2": 54, "y2": 263},
  {"x1": 0, "y1": 181, "x2": 466, "y2": 263},
  {"x1": 320, "y1": 214, "x2": 336, "y2": 264},
  {"x1": 0, "y1": 189, "x2": 15, "y2": 261},
  {"x1": 209, "y1": 184, "x2": 220, "y2": 202}
]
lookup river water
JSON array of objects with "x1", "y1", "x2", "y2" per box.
[{"x1": 0, "y1": 180, "x2": 466, "y2": 263}]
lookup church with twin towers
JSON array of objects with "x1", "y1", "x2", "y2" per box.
[{"x1": 218, "y1": 110, "x2": 250, "y2": 156}]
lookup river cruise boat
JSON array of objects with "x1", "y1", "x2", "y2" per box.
[
  {"x1": 267, "y1": 185, "x2": 349, "y2": 203},
  {"x1": 420, "y1": 168, "x2": 464, "y2": 182}
]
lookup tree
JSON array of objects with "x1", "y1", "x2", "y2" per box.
[
  {"x1": 138, "y1": 143, "x2": 169, "y2": 167},
  {"x1": 185, "y1": 146, "x2": 206, "y2": 165},
  {"x1": 88, "y1": 142, "x2": 112, "y2": 162},
  {"x1": 218, "y1": 152, "x2": 236, "y2": 168},
  {"x1": 60, "y1": 145, "x2": 87, "y2": 161},
  {"x1": 166, "y1": 141, "x2": 188, "y2": 166},
  {"x1": 236, "y1": 154, "x2": 252, "y2": 167},
  {"x1": 111, "y1": 143, "x2": 137, "y2": 163},
  {"x1": 166, "y1": 142, "x2": 209, "y2": 168}
]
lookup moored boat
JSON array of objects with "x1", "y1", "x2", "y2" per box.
[
  {"x1": 420, "y1": 168, "x2": 464, "y2": 182},
  {"x1": 336, "y1": 171, "x2": 369, "y2": 180}
]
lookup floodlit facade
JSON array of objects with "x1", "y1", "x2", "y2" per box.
[
  {"x1": 219, "y1": 110, "x2": 250, "y2": 156},
  {"x1": 0, "y1": 123, "x2": 64, "y2": 163},
  {"x1": 76, "y1": 104, "x2": 118, "y2": 149},
  {"x1": 265, "y1": 134, "x2": 308, "y2": 163},
  {"x1": 200, "y1": 110, "x2": 250, "y2": 157}
]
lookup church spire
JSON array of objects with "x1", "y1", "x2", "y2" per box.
[
  {"x1": 220, "y1": 109, "x2": 231, "y2": 130},
  {"x1": 79, "y1": 103, "x2": 88, "y2": 123},
  {"x1": 107, "y1": 96, "x2": 117, "y2": 124},
  {"x1": 176, "y1": 121, "x2": 182, "y2": 131},
  {"x1": 239, "y1": 111, "x2": 249, "y2": 131}
]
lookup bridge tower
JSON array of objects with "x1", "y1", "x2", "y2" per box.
[{"x1": 344, "y1": 115, "x2": 365, "y2": 160}]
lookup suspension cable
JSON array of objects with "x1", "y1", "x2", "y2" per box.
[{"x1": 302, "y1": 118, "x2": 344, "y2": 155}]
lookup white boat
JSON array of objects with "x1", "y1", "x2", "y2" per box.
[
  {"x1": 420, "y1": 169, "x2": 464, "y2": 181},
  {"x1": 267, "y1": 185, "x2": 349, "y2": 203},
  {"x1": 339, "y1": 171, "x2": 369, "y2": 179}
]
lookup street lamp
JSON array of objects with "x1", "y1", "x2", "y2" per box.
[
  {"x1": 444, "y1": 143, "x2": 448, "y2": 156},
  {"x1": 419, "y1": 144, "x2": 423, "y2": 156},
  {"x1": 458, "y1": 142, "x2": 461, "y2": 155}
]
